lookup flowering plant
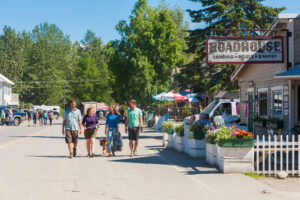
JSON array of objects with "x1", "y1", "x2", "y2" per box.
[
  {"x1": 215, "y1": 126, "x2": 254, "y2": 146},
  {"x1": 189, "y1": 122, "x2": 211, "y2": 140},
  {"x1": 205, "y1": 126, "x2": 217, "y2": 143},
  {"x1": 175, "y1": 123, "x2": 184, "y2": 133},
  {"x1": 230, "y1": 126, "x2": 254, "y2": 139},
  {"x1": 162, "y1": 121, "x2": 175, "y2": 134}
]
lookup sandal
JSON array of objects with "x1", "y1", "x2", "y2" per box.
[{"x1": 69, "y1": 153, "x2": 73, "y2": 159}]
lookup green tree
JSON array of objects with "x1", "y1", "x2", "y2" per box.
[
  {"x1": 76, "y1": 30, "x2": 113, "y2": 102},
  {"x1": 25, "y1": 22, "x2": 73, "y2": 105},
  {"x1": 0, "y1": 26, "x2": 26, "y2": 95},
  {"x1": 175, "y1": 0, "x2": 285, "y2": 93},
  {"x1": 110, "y1": 0, "x2": 188, "y2": 106},
  {"x1": 72, "y1": 52, "x2": 101, "y2": 102}
]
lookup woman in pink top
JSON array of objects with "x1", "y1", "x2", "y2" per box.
[{"x1": 8, "y1": 108, "x2": 13, "y2": 126}]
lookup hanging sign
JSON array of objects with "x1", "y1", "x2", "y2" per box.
[{"x1": 206, "y1": 36, "x2": 284, "y2": 64}]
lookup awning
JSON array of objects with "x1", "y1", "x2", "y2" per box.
[{"x1": 274, "y1": 66, "x2": 300, "y2": 79}]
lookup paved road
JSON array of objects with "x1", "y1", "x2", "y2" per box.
[{"x1": 0, "y1": 121, "x2": 300, "y2": 200}]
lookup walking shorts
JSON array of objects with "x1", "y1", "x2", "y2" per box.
[
  {"x1": 65, "y1": 130, "x2": 79, "y2": 144},
  {"x1": 84, "y1": 128, "x2": 97, "y2": 139},
  {"x1": 128, "y1": 127, "x2": 140, "y2": 141}
]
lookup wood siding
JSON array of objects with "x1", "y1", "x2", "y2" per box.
[{"x1": 294, "y1": 18, "x2": 300, "y2": 66}]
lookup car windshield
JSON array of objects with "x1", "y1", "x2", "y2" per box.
[{"x1": 202, "y1": 100, "x2": 219, "y2": 115}]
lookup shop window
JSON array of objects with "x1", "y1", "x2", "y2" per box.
[
  {"x1": 272, "y1": 90, "x2": 283, "y2": 118},
  {"x1": 258, "y1": 92, "x2": 268, "y2": 116}
]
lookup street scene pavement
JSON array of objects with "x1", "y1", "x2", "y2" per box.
[{"x1": 0, "y1": 121, "x2": 300, "y2": 200}]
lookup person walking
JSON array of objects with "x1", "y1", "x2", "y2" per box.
[
  {"x1": 43, "y1": 110, "x2": 48, "y2": 125},
  {"x1": 1, "y1": 110, "x2": 5, "y2": 126},
  {"x1": 27, "y1": 109, "x2": 32, "y2": 127},
  {"x1": 8, "y1": 108, "x2": 13, "y2": 126},
  {"x1": 62, "y1": 99, "x2": 82, "y2": 158},
  {"x1": 39, "y1": 110, "x2": 43, "y2": 126},
  {"x1": 82, "y1": 107, "x2": 98, "y2": 157},
  {"x1": 105, "y1": 105, "x2": 122, "y2": 157},
  {"x1": 48, "y1": 110, "x2": 53, "y2": 126},
  {"x1": 33, "y1": 110, "x2": 38, "y2": 126},
  {"x1": 125, "y1": 99, "x2": 143, "y2": 157}
]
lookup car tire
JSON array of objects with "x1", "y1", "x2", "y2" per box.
[{"x1": 13, "y1": 118, "x2": 21, "y2": 126}]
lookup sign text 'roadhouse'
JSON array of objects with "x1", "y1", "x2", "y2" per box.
[{"x1": 206, "y1": 37, "x2": 284, "y2": 64}]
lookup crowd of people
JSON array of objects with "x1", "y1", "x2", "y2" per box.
[
  {"x1": 26, "y1": 109, "x2": 55, "y2": 127},
  {"x1": 62, "y1": 99, "x2": 143, "y2": 159}
]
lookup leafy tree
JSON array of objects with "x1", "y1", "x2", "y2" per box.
[
  {"x1": 175, "y1": 0, "x2": 285, "y2": 93},
  {"x1": 72, "y1": 52, "x2": 101, "y2": 102},
  {"x1": 0, "y1": 26, "x2": 26, "y2": 95},
  {"x1": 76, "y1": 30, "x2": 113, "y2": 102},
  {"x1": 25, "y1": 22, "x2": 73, "y2": 105},
  {"x1": 110, "y1": 0, "x2": 188, "y2": 106}
]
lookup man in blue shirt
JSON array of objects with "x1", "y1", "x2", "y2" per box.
[{"x1": 62, "y1": 99, "x2": 82, "y2": 158}]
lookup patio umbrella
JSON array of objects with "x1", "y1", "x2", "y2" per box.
[
  {"x1": 162, "y1": 91, "x2": 175, "y2": 101},
  {"x1": 152, "y1": 92, "x2": 166, "y2": 101},
  {"x1": 174, "y1": 93, "x2": 186, "y2": 101},
  {"x1": 188, "y1": 97, "x2": 199, "y2": 103}
]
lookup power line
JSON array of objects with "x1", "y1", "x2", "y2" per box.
[{"x1": 14, "y1": 79, "x2": 104, "y2": 84}]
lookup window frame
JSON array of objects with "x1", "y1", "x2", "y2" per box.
[
  {"x1": 271, "y1": 86, "x2": 283, "y2": 119},
  {"x1": 257, "y1": 88, "x2": 268, "y2": 117}
]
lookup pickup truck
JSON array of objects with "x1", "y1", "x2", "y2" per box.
[{"x1": 0, "y1": 107, "x2": 26, "y2": 126}]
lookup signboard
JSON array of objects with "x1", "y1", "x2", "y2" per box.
[{"x1": 206, "y1": 36, "x2": 284, "y2": 64}]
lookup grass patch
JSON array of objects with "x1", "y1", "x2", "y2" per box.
[{"x1": 244, "y1": 172, "x2": 265, "y2": 178}]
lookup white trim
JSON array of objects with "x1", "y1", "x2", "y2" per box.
[
  {"x1": 274, "y1": 75, "x2": 300, "y2": 79},
  {"x1": 271, "y1": 88, "x2": 284, "y2": 119},
  {"x1": 271, "y1": 86, "x2": 283, "y2": 91},
  {"x1": 257, "y1": 88, "x2": 268, "y2": 93},
  {"x1": 247, "y1": 88, "x2": 254, "y2": 92}
]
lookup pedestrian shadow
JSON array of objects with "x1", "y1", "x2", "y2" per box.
[
  {"x1": 110, "y1": 146, "x2": 220, "y2": 175},
  {"x1": 9, "y1": 135, "x2": 85, "y2": 140},
  {"x1": 27, "y1": 155, "x2": 69, "y2": 158}
]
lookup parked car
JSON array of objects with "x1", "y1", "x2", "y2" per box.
[{"x1": 0, "y1": 107, "x2": 26, "y2": 126}]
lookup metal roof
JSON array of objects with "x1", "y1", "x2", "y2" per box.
[{"x1": 274, "y1": 65, "x2": 300, "y2": 79}]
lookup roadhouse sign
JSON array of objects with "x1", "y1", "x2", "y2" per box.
[{"x1": 206, "y1": 36, "x2": 284, "y2": 64}]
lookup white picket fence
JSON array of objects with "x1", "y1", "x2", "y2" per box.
[{"x1": 253, "y1": 135, "x2": 300, "y2": 176}]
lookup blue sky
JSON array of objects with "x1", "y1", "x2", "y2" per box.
[{"x1": 0, "y1": 0, "x2": 299, "y2": 44}]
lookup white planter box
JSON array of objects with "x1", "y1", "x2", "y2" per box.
[
  {"x1": 167, "y1": 134, "x2": 173, "y2": 148},
  {"x1": 186, "y1": 139, "x2": 206, "y2": 158},
  {"x1": 206, "y1": 143, "x2": 217, "y2": 166},
  {"x1": 217, "y1": 146, "x2": 253, "y2": 173},
  {"x1": 163, "y1": 133, "x2": 168, "y2": 147},
  {"x1": 176, "y1": 135, "x2": 185, "y2": 152},
  {"x1": 172, "y1": 133, "x2": 177, "y2": 149}
]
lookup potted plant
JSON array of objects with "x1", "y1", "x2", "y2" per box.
[
  {"x1": 188, "y1": 123, "x2": 208, "y2": 140},
  {"x1": 162, "y1": 121, "x2": 175, "y2": 147},
  {"x1": 215, "y1": 126, "x2": 254, "y2": 173},
  {"x1": 174, "y1": 123, "x2": 185, "y2": 152},
  {"x1": 186, "y1": 122, "x2": 211, "y2": 158},
  {"x1": 162, "y1": 121, "x2": 175, "y2": 135},
  {"x1": 253, "y1": 113, "x2": 266, "y2": 127},
  {"x1": 205, "y1": 126, "x2": 218, "y2": 166},
  {"x1": 175, "y1": 124, "x2": 184, "y2": 137},
  {"x1": 266, "y1": 118, "x2": 284, "y2": 129}
]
